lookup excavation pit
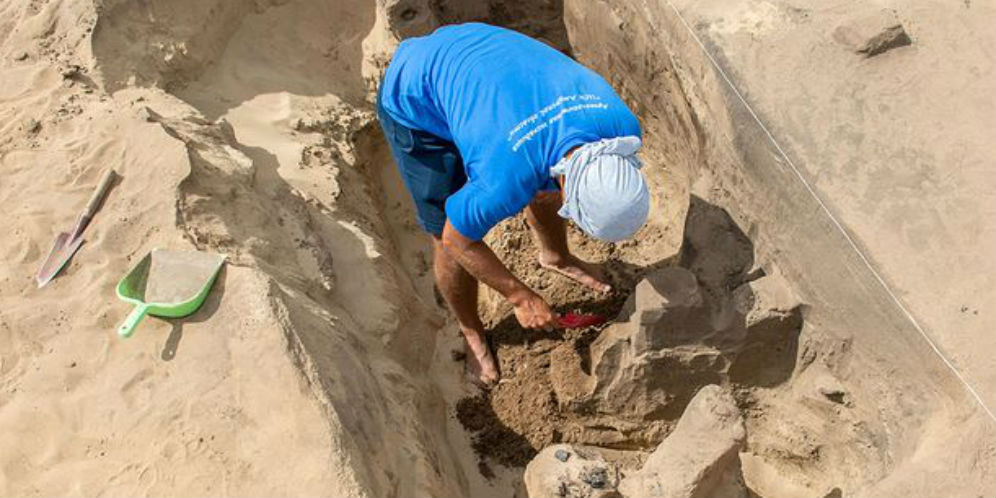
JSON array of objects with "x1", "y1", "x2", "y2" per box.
[
  {"x1": 455, "y1": 193, "x2": 804, "y2": 476},
  {"x1": 76, "y1": 0, "x2": 996, "y2": 496}
]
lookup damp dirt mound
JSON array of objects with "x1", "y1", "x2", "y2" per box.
[
  {"x1": 453, "y1": 209, "x2": 673, "y2": 467},
  {"x1": 455, "y1": 195, "x2": 802, "y2": 469}
]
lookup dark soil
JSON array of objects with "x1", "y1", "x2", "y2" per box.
[{"x1": 454, "y1": 214, "x2": 671, "y2": 467}]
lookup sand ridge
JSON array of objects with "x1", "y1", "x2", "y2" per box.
[{"x1": 1, "y1": 0, "x2": 473, "y2": 495}]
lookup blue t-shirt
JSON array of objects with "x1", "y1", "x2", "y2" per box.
[{"x1": 380, "y1": 23, "x2": 641, "y2": 240}]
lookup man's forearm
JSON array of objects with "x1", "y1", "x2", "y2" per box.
[{"x1": 441, "y1": 222, "x2": 533, "y2": 304}]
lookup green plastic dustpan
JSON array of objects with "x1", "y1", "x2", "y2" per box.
[{"x1": 115, "y1": 249, "x2": 225, "y2": 338}]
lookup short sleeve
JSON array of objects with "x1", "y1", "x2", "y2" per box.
[{"x1": 445, "y1": 173, "x2": 538, "y2": 241}]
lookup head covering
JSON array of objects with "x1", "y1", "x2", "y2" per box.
[{"x1": 550, "y1": 136, "x2": 650, "y2": 242}]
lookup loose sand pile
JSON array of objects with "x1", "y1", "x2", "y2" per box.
[{"x1": 0, "y1": 0, "x2": 992, "y2": 497}]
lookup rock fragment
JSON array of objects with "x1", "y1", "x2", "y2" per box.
[
  {"x1": 60, "y1": 64, "x2": 83, "y2": 79},
  {"x1": 858, "y1": 25, "x2": 912, "y2": 57},
  {"x1": 553, "y1": 265, "x2": 802, "y2": 429},
  {"x1": 526, "y1": 386, "x2": 747, "y2": 498},
  {"x1": 813, "y1": 373, "x2": 851, "y2": 406},
  {"x1": 583, "y1": 268, "x2": 729, "y2": 419},
  {"x1": 384, "y1": 0, "x2": 438, "y2": 39},
  {"x1": 524, "y1": 444, "x2": 621, "y2": 498},
  {"x1": 819, "y1": 386, "x2": 848, "y2": 405},
  {"x1": 618, "y1": 385, "x2": 747, "y2": 498},
  {"x1": 628, "y1": 267, "x2": 712, "y2": 354},
  {"x1": 22, "y1": 118, "x2": 41, "y2": 135},
  {"x1": 728, "y1": 269, "x2": 803, "y2": 386},
  {"x1": 833, "y1": 9, "x2": 912, "y2": 57}
]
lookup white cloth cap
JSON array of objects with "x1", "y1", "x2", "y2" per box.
[{"x1": 550, "y1": 136, "x2": 650, "y2": 242}]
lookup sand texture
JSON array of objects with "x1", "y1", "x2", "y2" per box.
[{"x1": 0, "y1": 0, "x2": 993, "y2": 496}]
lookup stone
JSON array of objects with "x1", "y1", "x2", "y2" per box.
[
  {"x1": 524, "y1": 444, "x2": 621, "y2": 498},
  {"x1": 528, "y1": 388, "x2": 747, "y2": 497},
  {"x1": 137, "y1": 106, "x2": 162, "y2": 123},
  {"x1": 732, "y1": 269, "x2": 802, "y2": 332},
  {"x1": 383, "y1": 0, "x2": 438, "y2": 39},
  {"x1": 857, "y1": 25, "x2": 912, "y2": 57},
  {"x1": 551, "y1": 267, "x2": 727, "y2": 424},
  {"x1": 819, "y1": 386, "x2": 848, "y2": 405},
  {"x1": 60, "y1": 64, "x2": 82, "y2": 79},
  {"x1": 813, "y1": 373, "x2": 851, "y2": 406},
  {"x1": 22, "y1": 118, "x2": 41, "y2": 134},
  {"x1": 740, "y1": 452, "x2": 832, "y2": 497},
  {"x1": 628, "y1": 267, "x2": 712, "y2": 354},
  {"x1": 581, "y1": 467, "x2": 608, "y2": 489},
  {"x1": 618, "y1": 385, "x2": 747, "y2": 498},
  {"x1": 549, "y1": 264, "x2": 803, "y2": 443},
  {"x1": 728, "y1": 270, "x2": 803, "y2": 386},
  {"x1": 833, "y1": 9, "x2": 912, "y2": 57},
  {"x1": 584, "y1": 267, "x2": 724, "y2": 421},
  {"x1": 744, "y1": 260, "x2": 766, "y2": 282}
]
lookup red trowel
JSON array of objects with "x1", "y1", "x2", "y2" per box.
[
  {"x1": 36, "y1": 169, "x2": 117, "y2": 288},
  {"x1": 557, "y1": 312, "x2": 608, "y2": 329}
]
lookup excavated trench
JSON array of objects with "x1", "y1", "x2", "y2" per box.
[
  {"x1": 433, "y1": 3, "x2": 891, "y2": 494},
  {"x1": 88, "y1": 0, "x2": 972, "y2": 496}
]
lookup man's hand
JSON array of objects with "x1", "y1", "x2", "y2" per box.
[
  {"x1": 442, "y1": 221, "x2": 560, "y2": 331},
  {"x1": 510, "y1": 290, "x2": 559, "y2": 331}
]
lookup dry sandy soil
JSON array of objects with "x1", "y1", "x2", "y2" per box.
[{"x1": 0, "y1": 0, "x2": 993, "y2": 496}]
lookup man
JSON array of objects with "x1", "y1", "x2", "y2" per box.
[{"x1": 378, "y1": 23, "x2": 650, "y2": 386}]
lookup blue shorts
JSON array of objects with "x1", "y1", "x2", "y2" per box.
[{"x1": 377, "y1": 95, "x2": 466, "y2": 237}]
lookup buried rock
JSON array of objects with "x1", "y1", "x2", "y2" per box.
[
  {"x1": 832, "y1": 9, "x2": 912, "y2": 57},
  {"x1": 551, "y1": 265, "x2": 803, "y2": 426},
  {"x1": 618, "y1": 385, "x2": 747, "y2": 498},
  {"x1": 525, "y1": 386, "x2": 747, "y2": 498},
  {"x1": 578, "y1": 267, "x2": 723, "y2": 421},
  {"x1": 524, "y1": 444, "x2": 621, "y2": 498},
  {"x1": 727, "y1": 268, "x2": 804, "y2": 386}
]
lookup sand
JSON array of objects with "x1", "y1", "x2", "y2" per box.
[
  {"x1": 0, "y1": 0, "x2": 993, "y2": 496},
  {"x1": 2, "y1": 1, "x2": 460, "y2": 495}
]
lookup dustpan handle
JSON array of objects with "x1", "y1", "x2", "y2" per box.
[{"x1": 118, "y1": 304, "x2": 149, "y2": 338}]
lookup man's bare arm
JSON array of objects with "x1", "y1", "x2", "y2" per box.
[{"x1": 441, "y1": 220, "x2": 558, "y2": 330}]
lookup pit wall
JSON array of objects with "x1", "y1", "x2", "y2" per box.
[
  {"x1": 673, "y1": 0, "x2": 996, "y2": 411},
  {"x1": 563, "y1": 0, "x2": 993, "y2": 495},
  {"x1": 93, "y1": 0, "x2": 285, "y2": 92}
]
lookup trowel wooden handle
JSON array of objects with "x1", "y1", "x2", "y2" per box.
[{"x1": 84, "y1": 169, "x2": 116, "y2": 217}]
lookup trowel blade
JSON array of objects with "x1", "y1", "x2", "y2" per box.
[
  {"x1": 36, "y1": 233, "x2": 85, "y2": 288},
  {"x1": 557, "y1": 312, "x2": 607, "y2": 329}
]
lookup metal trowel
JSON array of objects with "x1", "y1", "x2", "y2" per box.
[{"x1": 36, "y1": 169, "x2": 117, "y2": 287}]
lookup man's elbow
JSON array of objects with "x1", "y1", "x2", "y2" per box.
[{"x1": 440, "y1": 222, "x2": 474, "y2": 254}]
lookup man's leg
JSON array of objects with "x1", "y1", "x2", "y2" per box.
[
  {"x1": 526, "y1": 191, "x2": 612, "y2": 293},
  {"x1": 377, "y1": 99, "x2": 498, "y2": 385},
  {"x1": 432, "y1": 236, "x2": 499, "y2": 385}
]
